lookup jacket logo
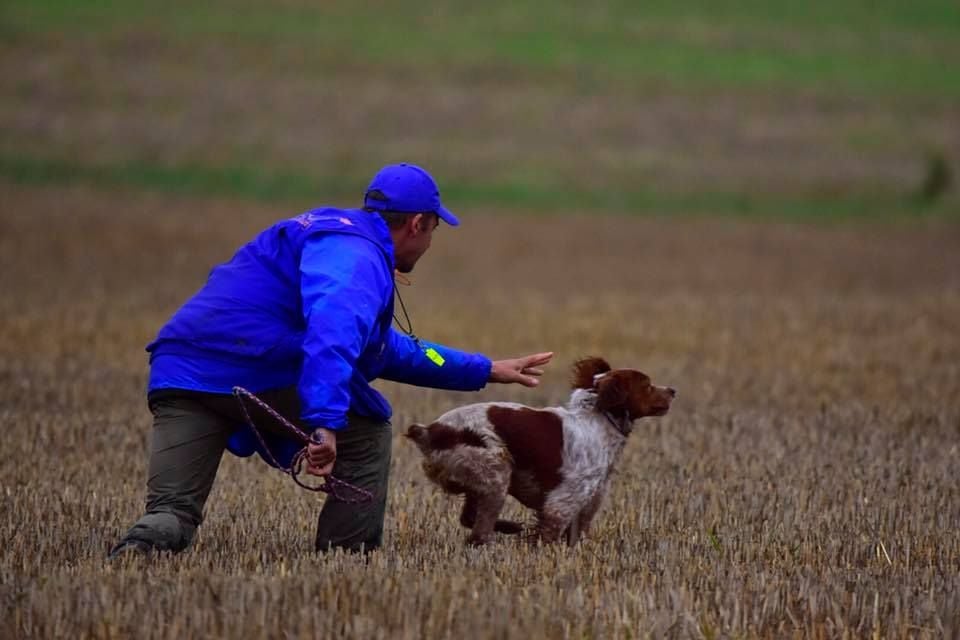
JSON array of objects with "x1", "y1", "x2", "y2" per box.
[
  {"x1": 291, "y1": 213, "x2": 355, "y2": 228},
  {"x1": 292, "y1": 213, "x2": 317, "y2": 229}
]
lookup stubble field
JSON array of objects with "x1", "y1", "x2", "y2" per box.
[{"x1": 1, "y1": 184, "x2": 958, "y2": 638}]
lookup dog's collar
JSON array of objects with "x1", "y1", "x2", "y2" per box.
[{"x1": 602, "y1": 410, "x2": 632, "y2": 437}]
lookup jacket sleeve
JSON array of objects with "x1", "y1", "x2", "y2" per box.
[
  {"x1": 298, "y1": 234, "x2": 390, "y2": 430},
  {"x1": 378, "y1": 328, "x2": 492, "y2": 391}
]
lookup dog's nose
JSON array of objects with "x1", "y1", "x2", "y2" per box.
[{"x1": 667, "y1": 387, "x2": 677, "y2": 398}]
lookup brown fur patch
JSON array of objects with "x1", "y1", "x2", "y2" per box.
[
  {"x1": 487, "y1": 406, "x2": 564, "y2": 501},
  {"x1": 425, "y1": 422, "x2": 487, "y2": 450},
  {"x1": 571, "y1": 356, "x2": 612, "y2": 389}
]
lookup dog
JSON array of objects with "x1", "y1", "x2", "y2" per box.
[{"x1": 405, "y1": 357, "x2": 676, "y2": 546}]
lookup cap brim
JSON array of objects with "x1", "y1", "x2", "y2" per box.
[{"x1": 436, "y1": 204, "x2": 460, "y2": 227}]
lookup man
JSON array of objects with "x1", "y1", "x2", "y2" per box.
[{"x1": 109, "y1": 163, "x2": 552, "y2": 557}]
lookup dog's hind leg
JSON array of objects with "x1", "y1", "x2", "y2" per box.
[
  {"x1": 467, "y1": 456, "x2": 514, "y2": 545},
  {"x1": 460, "y1": 494, "x2": 479, "y2": 528},
  {"x1": 466, "y1": 488, "x2": 508, "y2": 546},
  {"x1": 461, "y1": 495, "x2": 523, "y2": 535}
]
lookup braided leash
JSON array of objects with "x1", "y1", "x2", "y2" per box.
[{"x1": 232, "y1": 386, "x2": 373, "y2": 504}]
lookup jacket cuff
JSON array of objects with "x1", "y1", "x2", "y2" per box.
[
  {"x1": 302, "y1": 413, "x2": 348, "y2": 431},
  {"x1": 467, "y1": 355, "x2": 493, "y2": 390}
]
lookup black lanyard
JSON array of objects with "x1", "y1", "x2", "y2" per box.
[
  {"x1": 392, "y1": 281, "x2": 446, "y2": 366},
  {"x1": 393, "y1": 281, "x2": 420, "y2": 346}
]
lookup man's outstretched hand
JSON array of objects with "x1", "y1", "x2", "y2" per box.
[
  {"x1": 306, "y1": 427, "x2": 337, "y2": 476},
  {"x1": 489, "y1": 352, "x2": 554, "y2": 387}
]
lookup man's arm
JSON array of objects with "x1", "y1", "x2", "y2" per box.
[
  {"x1": 378, "y1": 329, "x2": 490, "y2": 390},
  {"x1": 299, "y1": 234, "x2": 390, "y2": 475},
  {"x1": 380, "y1": 329, "x2": 552, "y2": 389}
]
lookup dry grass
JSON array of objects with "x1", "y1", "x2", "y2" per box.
[{"x1": 2, "y1": 184, "x2": 959, "y2": 638}]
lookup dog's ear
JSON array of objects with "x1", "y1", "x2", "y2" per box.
[
  {"x1": 571, "y1": 357, "x2": 612, "y2": 389},
  {"x1": 595, "y1": 373, "x2": 628, "y2": 412}
]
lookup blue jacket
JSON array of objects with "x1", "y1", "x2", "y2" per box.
[{"x1": 147, "y1": 207, "x2": 492, "y2": 466}]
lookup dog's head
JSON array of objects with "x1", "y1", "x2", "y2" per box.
[{"x1": 572, "y1": 356, "x2": 676, "y2": 423}]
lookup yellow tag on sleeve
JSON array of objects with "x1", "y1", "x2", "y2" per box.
[{"x1": 424, "y1": 347, "x2": 445, "y2": 366}]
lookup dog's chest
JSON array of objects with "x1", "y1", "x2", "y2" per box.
[{"x1": 559, "y1": 415, "x2": 623, "y2": 479}]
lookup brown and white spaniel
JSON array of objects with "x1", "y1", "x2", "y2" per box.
[{"x1": 406, "y1": 357, "x2": 676, "y2": 546}]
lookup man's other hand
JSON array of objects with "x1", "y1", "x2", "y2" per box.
[
  {"x1": 306, "y1": 428, "x2": 337, "y2": 476},
  {"x1": 489, "y1": 352, "x2": 554, "y2": 387}
]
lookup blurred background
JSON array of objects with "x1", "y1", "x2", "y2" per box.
[{"x1": 1, "y1": 0, "x2": 957, "y2": 219}]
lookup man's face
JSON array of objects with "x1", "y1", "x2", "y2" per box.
[{"x1": 395, "y1": 213, "x2": 439, "y2": 273}]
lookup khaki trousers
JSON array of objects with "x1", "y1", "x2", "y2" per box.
[{"x1": 114, "y1": 388, "x2": 392, "y2": 554}]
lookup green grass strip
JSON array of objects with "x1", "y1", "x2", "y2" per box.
[
  {"x1": 0, "y1": 154, "x2": 954, "y2": 222},
  {"x1": 3, "y1": 1, "x2": 959, "y2": 98}
]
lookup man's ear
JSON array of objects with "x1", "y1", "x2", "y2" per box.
[{"x1": 403, "y1": 213, "x2": 424, "y2": 236}]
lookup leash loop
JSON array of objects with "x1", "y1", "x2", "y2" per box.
[{"x1": 232, "y1": 386, "x2": 374, "y2": 504}]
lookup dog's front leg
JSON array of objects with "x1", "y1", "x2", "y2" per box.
[
  {"x1": 533, "y1": 513, "x2": 567, "y2": 544},
  {"x1": 572, "y1": 491, "x2": 605, "y2": 544},
  {"x1": 534, "y1": 499, "x2": 579, "y2": 545}
]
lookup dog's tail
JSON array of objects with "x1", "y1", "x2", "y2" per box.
[{"x1": 405, "y1": 423, "x2": 431, "y2": 454}]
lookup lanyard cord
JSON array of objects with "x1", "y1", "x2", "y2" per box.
[
  {"x1": 392, "y1": 276, "x2": 446, "y2": 367},
  {"x1": 393, "y1": 281, "x2": 421, "y2": 346}
]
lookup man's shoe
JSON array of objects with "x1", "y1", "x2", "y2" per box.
[{"x1": 107, "y1": 539, "x2": 152, "y2": 561}]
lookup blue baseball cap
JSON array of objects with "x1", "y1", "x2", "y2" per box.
[{"x1": 364, "y1": 163, "x2": 460, "y2": 227}]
